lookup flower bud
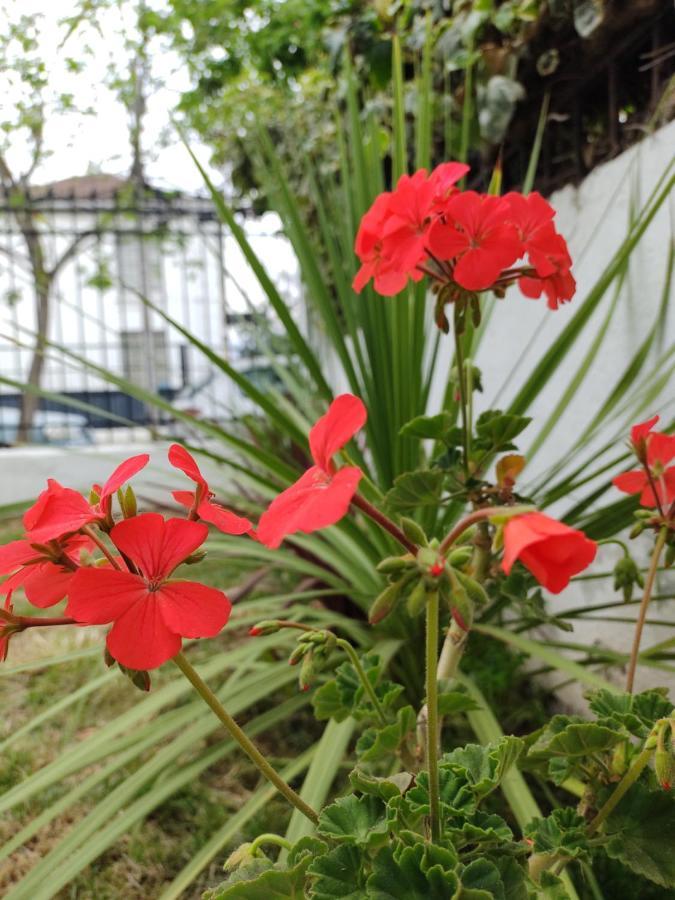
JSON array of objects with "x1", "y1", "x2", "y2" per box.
[
  {"x1": 406, "y1": 579, "x2": 429, "y2": 618},
  {"x1": 249, "y1": 620, "x2": 286, "y2": 637},
  {"x1": 224, "y1": 842, "x2": 256, "y2": 871},
  {"x1": 400, "y1": 517, "x2": 428, "y2": 547},
  {"x1": 299, "y1": 650, "x2": 316, "y2": 692},
  {"x1": 183, "y1": 549, "x2": 207, "y2": 565},
  {"x1": 121, "y1": 485, "x2": 137, "y2": 518},
  {"x1": 666, "y1": 542, "x2": 675, "y2": 569},
  {"x1": 376, "y1": 555, "x2": 414, "y2": 575},
  {"x1": 613, "y1": 555, "x2": 643, "y2": 603},
  {"x1": 89, "y1": 487, "x2": 101, "y2": 506},
  {"x1": 447, "y1": 569, "x2": 474, "y2": 631},
  {"x1": 369, "y1": 581, "x2": 403, "y2": 625},
  {"x1": 629, "y1": 521, "x2": 645, "y2": 539},
  {"x1": 655, "y1": 746, "x2": 675, "y2": 792},
  {"x1": 448, "y1": 546, "x2": 473, "y2": 569},
  {"x1": 288, "y1": 643, "x2": 310, "y2": 666},
  {"x1": 454, "y1": 569, "x2": 488, "y2": 608},
  {"x1": 119, "y1": 664, "x2": 151, "y2": 692}
]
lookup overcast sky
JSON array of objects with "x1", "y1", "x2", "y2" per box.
[{"x1": 3, "y1": 0, "x2": 217, "y2": 192}]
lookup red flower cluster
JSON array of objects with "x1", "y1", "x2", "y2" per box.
[
  {"x1": 502, "y1": 512, "x2": 597, "y2": 594},
  {"x1": 353, "y1": 163, "x2": 575, "y2": 309},
  {"x1": 613, "y1": 416, "x2": 675, "y2": 509}
]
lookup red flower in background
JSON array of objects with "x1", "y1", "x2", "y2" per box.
[
  {"x1": 0, "y1": 534, "x2": 90, "y2": 608},
  {"x1": 257, "y1": 394, "x2": 366, "y2": 549},
  {"x1": 613, "y1": 417, "x2": 675, "y2": 508},
  {"x1": 502, "y1": 512, "x2": 597, "y2": 593},
  {"x1": 23, "y1": 454, "x2": 149, "y2": 543},
  {"x1": 169, "y1": 444, "x2": 254, "y2": 536},
  {"x1": 518, "y1": 233, "x2": 576, "y2": 310},
  {"x1": 66, "y1": 513, "x2": 231, "y2": 669},
  {"x1": 427, "y1": 192, "x2": 521, "y2": 291}
]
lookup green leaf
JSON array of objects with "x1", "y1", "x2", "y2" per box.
[
  {"x1": 523, "y1": 808, "x2": 590, "y2": 862},
  {"x1": 367, "y1": 842, "x2": 460, "y2": 899},
  {"x1": 307, "y1": 844, "x2": 366, "y2": 899},
  {"x1": 539, "y1": 870, "x2": 572, "y2": 899},
  {"x1": 447, "y1": 810, "x2": 513, "y2": 847},
  {"x1": 393, "y1": 767, "x2": 476, "y2": 829},
  {"x1": 474, "y1": 411, "x2": 531, "y2": 451},
  {"x1": 312, "y1": 680, "x2": 350, "y2": 723},
  {"x1": 317, "y1": 794, "x2": 389, "y2": 849},
  {"x1": 400, "y1": 413, "x2": 453, "y2": 441},
  {"x1": 437, "y1": 688, "x2": 482, "y2": 716},
  {"x1": 604, "y1": 783, "x2": 675, "y2": 888},
  {"x1": 493, "y1": 857, "x2": 529, "y2": 900},
  {"x1": 459, "y1": 857, "x2": 505, "y2": 899},
  {"x1": 349, "y1": 769, "x2": 414, "y2": 801},
  {"x1": 312, "y1": 654, "x2": 402, "y2": 724},
  {"x1": 384, "y1": 469, "x2": 445, "y2": 512},
  {"x1": 441, "y1": 736, "x2": 525, "y2": 800},
  {"x1": 528, "y1": 722, "x2": 625, "y2": 762},
  {"x1": 587, "y1": 687, "x2": 673, "y2": 739},
  {"x1": 356, "y1": 705, "x2": 416, "y2": 764}
]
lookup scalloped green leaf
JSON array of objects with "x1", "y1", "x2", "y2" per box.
[
  {"x1": 447, "y1": 810, "x2": 513, "y2": 848},
  {"x1": 459, "y1": 857, "x2": 505, "y2": 899},
  {"x1": 400, "y1": 412, "x2": 453, "y2": 441},
  {"x1": 442, "y1": 736, "x2": 524, "y2": 799},
  {"x1": 203, "y1": 850, "x2": 312, "y2": 899},
  {"x1": 307, "y1": 844, "x2": 366, "y2": 899},
  {"x1": 356, "y1": 705, "x2": 416, "y2": 763},
  {"x1": 384, "y1": 468, "x2": 445, "y2": 512},
  {"x1": 528, "y1": 722, "x2": 624, "y2": 761},
  {"x1": 523, "y1": 808, "x2": 590, "y2": 861},
  {"x1": 391, "y1": 767, "x2": 475, "y2": 830},
  {"x1": 604, "y1": 783, "x2": 675, "y2": 888},
  {"x1": 317, "y1": 794, "x2": 389, "y2": 849},
  {"x1": 367, "y1": 842, "x2": 460, "y2": 899},
  {"x1": 587, "y1": 688, "x2": 673, "y2": 738},
  {"x1": 349, "y1": 768, "x2": 414, "y2": 801},
  {"x1": 437, "y1": 689, "x2": 482, "y2": 716}
]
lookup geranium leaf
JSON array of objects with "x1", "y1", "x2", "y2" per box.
[
  {"x1": 437, "y1": 689, "x2": 482, "y2": 715},
  {"x1": 459, "y1": 857, "x2": 505, "y2": 899},
  {"x1": 446, "y1": 810, "x2": 513, "y2": 847},
  {"x1": 384, "y1": 469, "x2": 445, "y2": 512},
  {"x1": 356, "y1": 705, "x2": 416, "y2": 763},
  {"x1": 400, "y1": 413, "x2": 453, "y2": 441},
  {"x1": 523, "y1": 808, "x2": 590, "y2": 862},
  {"x1": 317, "y1": 794, "x2": 389, "y2": 849},
  {"x1": 442, "y1": 736, "x2": 524, "y2": 799},
  {"x1": 587, "y1": 688, "x2": 673, "y2": 739},
  {"x1": 367, "y1": 842, "x2": 460, "y2": 899},
  {"x1": 307, "y1": 844, "x2": 366, "y2": 899},
  {"x1": 603, "y1": 783, "x2": 675, "y2": 888},
  {"x1": 203, "y1": 849, "x2": 312, "y2": 899},
  {"x1": 528, "y1": 722, "x2": 624, "y2": 760},
  {"x1": 349, "y1": 768, "x2": 414, "y2": 800}
]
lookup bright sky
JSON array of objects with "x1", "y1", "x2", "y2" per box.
[{"x1": 2, "y1": 0, "x2": 217, "y2": 192}]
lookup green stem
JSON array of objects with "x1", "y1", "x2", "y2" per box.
[
  {"x1": 81, "y1": 525, "x2": 121, "y2": 570},
  {"x1": 626, "y1": 525, "x2": 668, "y2": 693},
  {"x1": 598, "y1": 538, "x2": 630, "y2": 557},
  {"x1": 453, "y1": 305, "x2": 470, "y2": 478},
  {"x1": 250, "y1": 833, "x2": 292, "y2": 856},
  {"x1": 336, "y1": 637, "x2": 387, "y2": 727},
  {"x1": 173, "y1": 650, "x2": 319, "y2": 825},
  {"x1": 439, "y1": 504, "x2": 533, "y2": 555},
  {"x1": 425, "y1": 590, "x2": 441, "y2": 843},
  {"x1": 587, "y1": 744, "x2": 655, "y2": 835}
]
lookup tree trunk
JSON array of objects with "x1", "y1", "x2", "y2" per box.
[{"x1": 17, "y1": 215, "x2": 52, "y2": 444}]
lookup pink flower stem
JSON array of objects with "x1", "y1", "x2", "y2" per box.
[
  {"x1": 642, "y1": 464, "x2": 666, "y2": 519},
  {"x1": 439, "y1": 505, "x2": 523, "y2": 555},
  {"x1": 351, "y1": 493, "x2": 418, "y2": 555},
  {"x1": 16, "y1": 615, "x2": 78, "y2": 628},
  {"x1": 81, "y1": 525, "x2": 122, "y2": 570},
  {"x1": 626, "y1": 525, "x2": 668, "y2": 693}
]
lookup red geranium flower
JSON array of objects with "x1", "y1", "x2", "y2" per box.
[
  {"x1": 0, "y1": 534, "x2": 90, "y2": 608},
  {"x1": 66, "y1": 513, "x2": 231, "y2": 669},
  {"x1": 502, "y1": 511, "x2": 597, "y2": 594},
  {"x1": 518, "y1": 232, "x2": 576, "y2": 310},
  {"x1": 257, "y1": 394, "x2": 366, "y2": 548},
  {"x1": 23, "y1": 454, "x2": 149, "y2": 543},
  {"x1": 169, "y1": 444, "x2": 254, "y2": 536},
  {"x1": 352, "y1": 191, "x2": 411, "y2": 296},
  {"x1": 427, "y1": 192, "x2": 522, "y2": 291},
  {"x1": 613, "y1": 420, "x2": 675, "y2": 508}
]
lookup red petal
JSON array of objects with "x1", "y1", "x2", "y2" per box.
[
  {"x1": 257, "y1": 466, "x2": 362, "y2": 549},
  {"x1": 426, "y1": 219, "x2": 467, "y2": 260},
  {"x1": 0, "y1": 540, "x2": 37, "y2": 574},
  {"x1": 66, "y1": 567, "x2": 146, "y2": 623},
  {"x1": 309, "y1": 395, "x2": 367, "y2": 471},
  {"x1": 613, "y1": 470, "x2": 647, "y2": 495},
  {"x1": 23, "y1": 563, "x2": 75, "y2": 608},
  {"x1": 99, "y1": 454, "x2": 150, "y2": 501},
  {"x1": 630, "y1": 416, "x2": 659, "y2": 444},
  {"x1": 454, "y1": 248, "x2": 506, "y2": 291},
  {"x1": 110, "y1": 513, "x2": 208, "y2": 581},
  {"x1": 24, "y1": 486, "x2": 96, "y2": 543},
  {"x1": 172, "y1": 490, "x2": 196, "y2": 509},
  {"x1": 197, "y1": 500, "x2": 254, "y2": 535},
  {"x1": 647, "y1": 433, "x2": 675, "y2": 467},
  {"x1": 158, "y1": 581, "x2": 232, "y2": 638},
  {"x1": 106, "y1": 597, "x2": 182, "y2": 670},
  {"x1": 168, "y1": 444, "x2": 207, "y2": 487}
]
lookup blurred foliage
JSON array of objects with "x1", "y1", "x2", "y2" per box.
[{"x1": 143, "y1": 0, "x2": 582, "y2": 214}]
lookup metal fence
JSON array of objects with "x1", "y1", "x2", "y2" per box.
[{"x1": 0, "y1": 178, "x2": 293, "y2": 446}]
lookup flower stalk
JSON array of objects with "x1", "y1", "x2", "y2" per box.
[
  {"x1": 173, "y1": 650, "x2": 319, "y2": 825},
  {"x1": 425, "y1": 590, "x2": 442, "y2": 843},
  {"x1": 626, "y1": 525, "x2": 668, "y2": 693},
  {"x1": 352, "y1": 492, "x2": 418, "y2": 555},
  {"x1": 335, "y1": 637, "x2": 387, "y2": 727}
]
